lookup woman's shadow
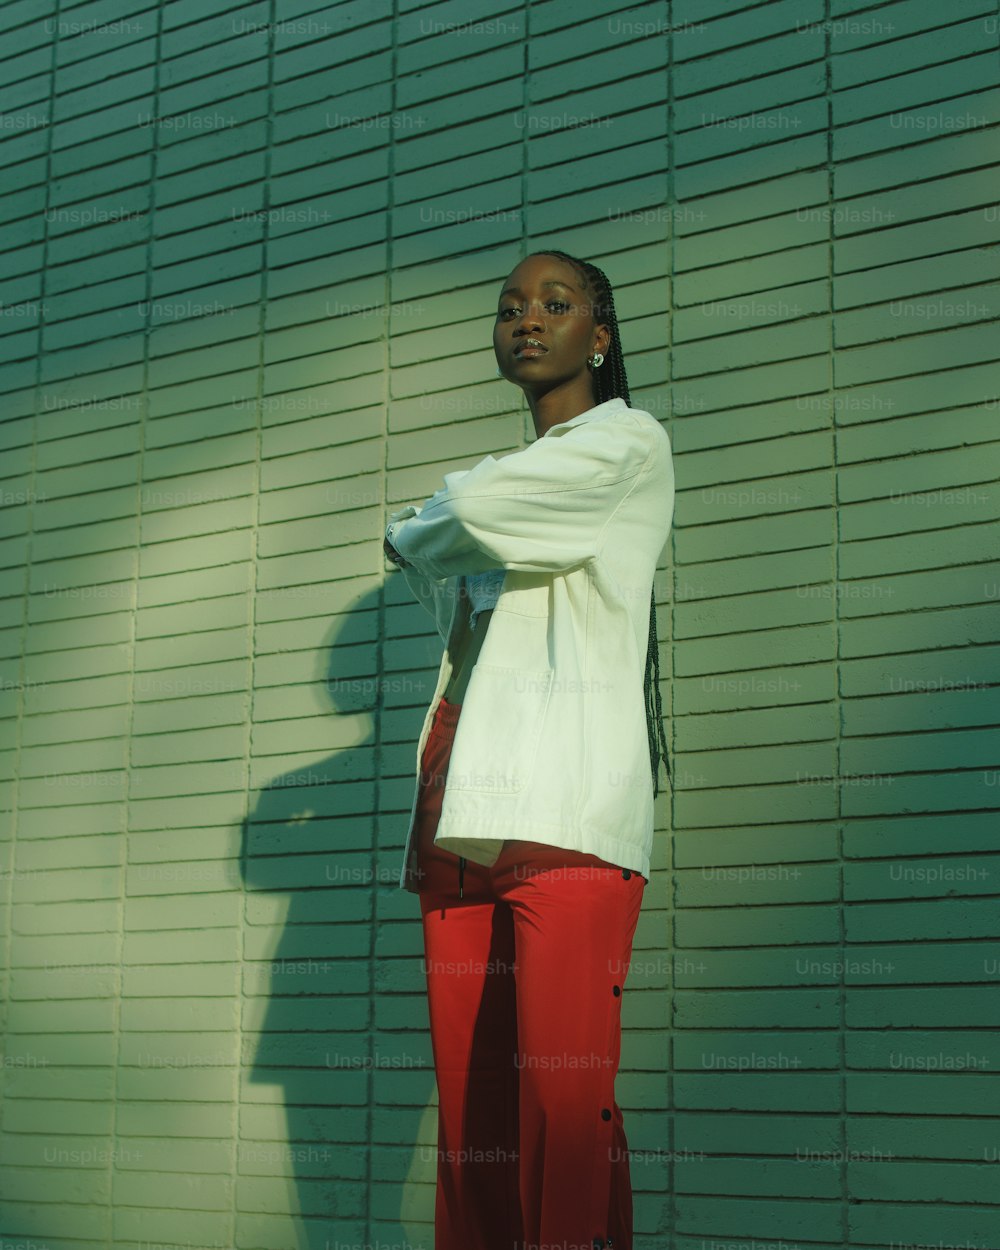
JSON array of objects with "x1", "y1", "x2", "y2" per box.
[{"x1": 239, "y1": 580, "x2": 445, "y2": 1250}]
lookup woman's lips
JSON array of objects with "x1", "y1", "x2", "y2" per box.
[{"x1": 514, "y1": 344, "x2": 548, "y2": 358}]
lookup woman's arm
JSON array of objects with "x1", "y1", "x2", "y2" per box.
[{"x1": 387, "y1": 414, "x2": 672, "y2": 579}]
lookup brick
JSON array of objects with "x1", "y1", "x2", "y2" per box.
[
  {"x1": 834, "y1": 11, "x2": 996, "y2": 86},
  {"x1": 126, "y1": 768, "x2": 244, "y2": 819},
  {"x1": 847, "y1": 1113, "x2": 1000, "y2": 1160},
  {"x1": 30, "y1": 517, "x2": 138, "y2": 567},
  {"x1": 839, "y1": 443, "x2": 1000, "y2": 505},
  {"x1": 676, "y1": 861, "x2": 840, "y2": 907},
  {"x1": 843, "y1": 812, "x2": 1000, "y2": 858},
  {"x1": 835, "y1": 210, "x2": 1000, "y2": 281},
  {"x1": 121, "y1": 866, "x2": 240, "y2": 917},
  {"x1": 130, "y1": 660, "x2": 249, "y2": 703},
  {"x1": 675, "y1": 1196, "x2": 839, "y2": 1241},
  {"x1": 11, "y1": 898, "x2": 121, "y2": 935},
  {"x1": 880, "y1": 658, "x2": 996, "y2": 726},
  {"x1": 839, "y1": 601, "x2": 997, "y2": 656},
  {"x1": 844, "y1": 398, "x2": 1000, "y2": 467},
  {"x1": 678, "y1": 902, "x2": 841, "y2": 950},
  {"x1": 674, "y1": 1151, "x2": 840, "y2": 1195},
  {"x1": 835, "y1": 106, "x2": 1000, "y2": 196},
  {"x1": 137, "y1": 532, "x2": 253, "y2": 580}
]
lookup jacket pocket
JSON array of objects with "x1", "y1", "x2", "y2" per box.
[
  {"x1": 445, "y1": 663, "x2": 553, "y2": 794},
  {"x1": 494, "y1": 571, "x2": 550, "y2": 617}
]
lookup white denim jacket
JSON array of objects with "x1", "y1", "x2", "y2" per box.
[{"x1": 385, "y1": 397, "x2": 675, "y2": 892}]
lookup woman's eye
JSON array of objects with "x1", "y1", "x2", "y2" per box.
[{"x1": 498, "y1": 301, "x2": 569, "y2": 318}]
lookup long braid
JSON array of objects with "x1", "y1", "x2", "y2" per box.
[{"x1": 534, "y1": 249, "x2": 672, "y2": 796}]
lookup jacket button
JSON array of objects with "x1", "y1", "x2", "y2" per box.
[
  {"x1": 612, "y1": 985, "x2": 621, "y2": 996},
  {"x1": 601, "y1": 1108, "x2": 611, "y2": 1121},
  {"x1": 622, "y1": 869, "x2": 631, "y2": 880}
]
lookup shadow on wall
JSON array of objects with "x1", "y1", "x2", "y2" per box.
[{"x1": 238, "y1": 583, "x2": 442, "y2": 1250}]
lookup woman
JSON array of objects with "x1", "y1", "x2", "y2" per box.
[{"x1": 384, "y1": 250, "x2": 675, "y2": 1250}]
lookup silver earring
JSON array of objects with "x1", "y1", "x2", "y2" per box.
[
  {"x1": 589, "y1": 352, "x2": 605, "y2": 368},
  {"x1": 496, "y1": 365, "x2": 503, "y2": 377}
]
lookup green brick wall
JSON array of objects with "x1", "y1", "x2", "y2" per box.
[{"x1": 1, "y1": 1, "x2": 999, "y2": 1248}]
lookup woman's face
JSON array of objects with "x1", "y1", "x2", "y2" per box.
[{"x1": 493, "y1": 254, "x2": 609, "y2": 396}]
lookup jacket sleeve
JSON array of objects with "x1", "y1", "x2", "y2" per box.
[
  {"x1": 384, "y1": 415, "x2": 667, "y2": 578},
  {"x1": 385, "y1": 504, "x2": 462, "y2": 645}
]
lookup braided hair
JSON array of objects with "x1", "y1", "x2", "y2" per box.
[{"x1": 532, "y1": 249, "x2": 671, "y2": 796}]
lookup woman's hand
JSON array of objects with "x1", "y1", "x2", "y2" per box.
[{"x1": 383, "y1": 536, "x2": 409, "y2": 567}]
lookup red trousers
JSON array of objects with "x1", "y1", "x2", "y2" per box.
[{"x1": 414, "y1": 695, "x2": 645, "y2": 1250}]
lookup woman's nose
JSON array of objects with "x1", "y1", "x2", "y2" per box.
[{"x1": 515, "y1": 304, "x2": 544, "y2": 332}]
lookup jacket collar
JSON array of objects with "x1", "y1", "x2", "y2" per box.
[{"x1": 541, "y1": 396, "x2": 628, "y2": 438}]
